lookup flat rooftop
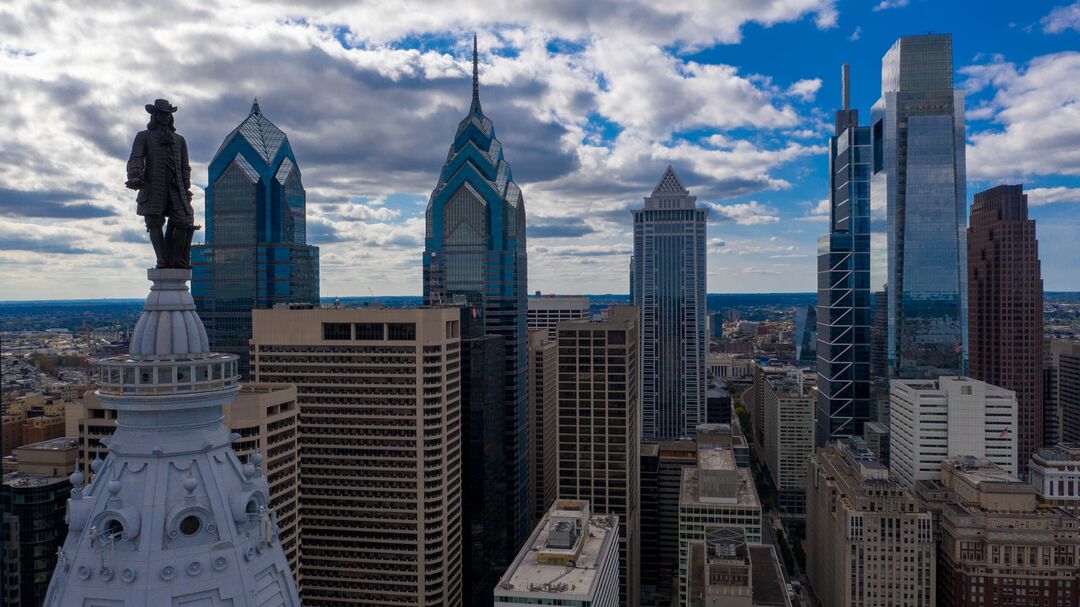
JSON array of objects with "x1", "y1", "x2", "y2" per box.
[
  {"x1": 699, "y1": 447, "x2": 736, "y2": 471},
  {"x1": 18, "y1": 437, "x2": 79, "y2": 451},
  {"x1": 681, "y1": 466, "x2": 760, "y2": 509},
  {"x1": 749, "y1": 545, "x2": 792, "y2": 607},
  {"x1": 3, "y1": 471, "x2": 68, "y2": 488},
  {"x1": 497, "y1": 509, "x2": 617, "y2": 599}
]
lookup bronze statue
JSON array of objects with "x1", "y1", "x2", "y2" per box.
[{"x1": 126, "y1": 99, "x2": 197, "y2": 269}]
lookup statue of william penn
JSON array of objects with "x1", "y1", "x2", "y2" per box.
[{"x1": 125, "y1": 99, "x2": 196, "y2": 269}]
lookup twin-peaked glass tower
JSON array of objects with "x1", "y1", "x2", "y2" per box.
[
  {"x1": 423, "y1": 36, "x2": 530, "y2": 553},
  {"x1": 193, "y1": 101, "x2": 320, "y2": 379}
]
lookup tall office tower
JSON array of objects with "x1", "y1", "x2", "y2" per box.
[
  {"x1": 762, "y1": 370, "x2": 815, "y2": 513},
  {"x1": 65, "y1": 384, "x2": 303, "y2": 579},
  {"x1": 556, "y1": 307, "x2": 640, "y2": 607},
  {"x1": 459, "y1": 308, "x2": 508, "y2": 607},
  {"x1": 527, "y1": 294, "x2": 590, "y2": 340},
  {"x1": 494, "y1": 500, "x2": 620, "y2": 607},
  {"x1": 684, "y1": 528, "x2": 791, "y2": 607},
  {"x1": 423, "y1": 35, "x2": 529, "y2": 549},
  {"x1": 676, "y1": 443, "x2": 763, "y2": 606},
  {"x1": 1048, "y1": 340, "x2": 1080, "y2": 443},
  {"x1": 46, "y1": 269, "x2": 299, "y2": 606},
  {"x1": 2, "y1": 438, "x2": 77, "y2": 607},
  {"x1": 251, "y1": 308, "x2": 463, "y2": 606},
  {"x1": 1029, "y1": 443, "x2": 1080, "y2": 517},
  {"x1": 919, "y1": 457, "x2": 1079, "y2": 607},
  {"x1": 872, "y1": 34, "x2": 968, "y2": 380},
  {"x1": 193, "y1": 101, "x2": 319, "y2": 379},
  {"x1": 527, "y1": 328, "x2": 558, "y2": 525},
  {"x1": 816, "y1": 64, "x2": 872, "y2": 446},
  {"x1": 1043, "y1": 339, "x2": 1060, "y2": 445},
  {"x1": 632, "y1": 166, "x2": 708, "y2": 440},
  {"x1": 806, "y1": 439, "x2": 935, "y2": 607},
  {"x1": 747, "y1": 363, "x2": 791, "y2": 456},
  {"x1": 869, "y1": 288, "x2": 890, "y2": 418},
  {"x1": 889, "y1": 376, "x2": 1017, "y2": 488},
  {"x1": 794, "y1": 304, "x2": 817, "y2": 367},
  {"x1": 968, "y1": 184, "x2": 1043, "y2": 475}
]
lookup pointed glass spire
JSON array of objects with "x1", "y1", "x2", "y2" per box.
[
  {"x1": 251, "y1": 97, "x2": 261, "y2": 115},
  {"x1": 470, "y1": 33, "x2": 482, "y2": 116}
]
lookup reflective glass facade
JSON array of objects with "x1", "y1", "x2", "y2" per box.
[
  {"x1": 632, "y1": 167, "x2": 707, "y2": 440},
  {"x1": 423, "y1": 53, "x2": 530, "y2": 555},
  {"x1": 192, "y1": 102, "x2": 319, "y2": 379},
  {"x1": 871, "y1": 34, "x2": 967, "y2": 380},
  {"x1": 816, "y1": 74, "x2": 872, "y2": 446}
]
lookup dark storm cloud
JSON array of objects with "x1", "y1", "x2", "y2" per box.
[
  {"x1": 306, "y1": 217, "x2": 348, "y2": 244},
  {"x1": 528, "y1": 216, "x2": 596, "y2": 238},
  {"x1": 0, "y1": 188, "x2": 116, "y2": 219},
  {"x1": 0, "y1": 233, "x2": 99, "y2": 254}
]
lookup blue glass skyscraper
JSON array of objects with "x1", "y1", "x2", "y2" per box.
[
  {"x1": 871, "y1": 34, "x2": 967, "y2": 380},
  {"x1": 632, "y1": 166, "x2": 707, "y2": 439},
  {"x1": 192, "y1": 101, "x2": 319, "y2": 379},
  {"x1": 816, "y1": 65, "x2": 871, "y2": 446},
  {"x1": 423, "y1": 37, "x2": 529, "y2": 552}
]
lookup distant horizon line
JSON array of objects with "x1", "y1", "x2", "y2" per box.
[{"x1": 3, "y1": 291, "x2": 1079, "y2": 305}]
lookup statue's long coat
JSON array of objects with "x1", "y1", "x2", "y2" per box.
[{"x1": 126, "y1": 128, "x2": 193, "y2": 221}]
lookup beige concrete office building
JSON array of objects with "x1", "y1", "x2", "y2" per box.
[
  {"x1": 528, "y1": 328, "x2": 559, "y2": 526},
  {"x1": 761, "y1": 370, "x2": 815, "y2": 513},
  {"x1": 556, "y1": 306, "x2": 640, "y2": 607},
  {"x1": 806, "y1": 439, "x2": 935, "y2": 607},
  {"x1": 527, "y1": 294, "x2": 590, "y2": 341},
  {"x1": 66, "y1": 383, "x2": 303, "y2": 578},
  {"x1": 251, "y1": 307, "x2": 462, "y2": 607}
]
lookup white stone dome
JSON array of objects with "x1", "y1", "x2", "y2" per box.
[{"x1": 129, "y1": 269, "x2": 210, "y2": 357}]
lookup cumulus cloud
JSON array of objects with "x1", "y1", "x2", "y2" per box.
[
  {"x1": 963, "y1": 52, "x2": 1080, "y2": 179},
  {"x1": 707, "y1": 201, "x2": 780, "y2": 225},
  {"x1": 0, "y1": 0, "x2": 839, "y2": 297},
  {"x1": 1026, "y1": 186, "x2": 1080, "y2": 206},
  {"x1": 849, "y1": 26, "x2": 862, "y2": 42},
  {"x1": 873, "y1": 0, "x2": 910, "y2": 11},
  {"x1": 1042, "y1": 2, "x2": 1080, "y2": 33}
]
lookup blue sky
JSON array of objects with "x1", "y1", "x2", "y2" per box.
[{"x1": 0, "y1": 0, "x2": 1078, "y2": 299}]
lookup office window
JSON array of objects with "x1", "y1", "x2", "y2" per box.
[
  {"x1": 323, "y1": 323, "x2": 351, "y2": 340},
  {"x1": 355, "y1": 323, "x2": 384, "y2": 340},
  {"x1": 388, "y1": 323, "x2": 417, "y2": 341}
]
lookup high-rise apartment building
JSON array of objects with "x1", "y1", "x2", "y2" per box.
[
  {"x1": 1029, "y1": 443, "x2": 1080, "y2": 517},
  {"x1": 968, "y1": 184, "x2": 1043, "y2": 475},
  {"x1": 806, "y1": 439, "x2": 935, "y2": 607},
  {"x1": 528, "y1": 328, "x2": 558, "y2": 525},
  {"x1": 817, "y1": 64, "x2": 872, "y2": 446},
  {"x1": 527, "y1": 294, "x2": 589, "y2": 341},
  {"x1": 458, "y1": 307, "x2": 508, "y2": 607},
  {"x1": 889, "y1": 376, "x2": 1017, "y2": 487},
  {"x1": 192, "y1": 101, "x2": 320, "y2": 379},
  {"x1": 632, "y1": 166, "x2": 708, "y2": 440},
  {"x1": 557, "y1": 307, "x2": 640, "y2": 607},
  {"x1": 677, "y1": 444, "x2": 763, "y2": 606},
  {"x1": 872, "y1": 34, "x2": 967, "y2": 380},
  {"x1": 251, "y1": 307, "x2": 463, "y2": 606},
  {"x1": 423, "y1": 36, "x2": 529, "y2": 550},
  {"x1": 921, "y1": 457, "x2": 1079, "y2": 607},
  {"x1": 65, "y1": 384, "x2": 303, "y2": 578},
  {"x1": 494, "y1": 500, "x2": 620, "y2": 607},
  {"x1": 1049, "y1": 340, "x2": 1080, "y2": 444},
  {"x1": 761, "y1": 370, "x2": 815, "y2": 513},
  {"x1": 1, "y1": 438, "x2": 77, "y2": 607}
]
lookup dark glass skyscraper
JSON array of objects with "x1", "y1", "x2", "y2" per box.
[
  {"x1": 192, "y1": 100, "x2": 319, "y2": 378},
  {"x1": 816, "y1": 65, "x2": 872, "y2": 446},
  {"x1": 871, "y1": 34, "x2": 967, "y2": 380},
  {"x1": 968, "y1": 184, "x2": 1043, "y2": 475},
  {"x1": 423, "y1": 37, "x2": 529, "y2": 550},
  {"x1": 632, "y1": 166, "x2": 708, "y2": 440}
]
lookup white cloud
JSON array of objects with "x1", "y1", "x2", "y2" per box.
[
  {"x1": 1026, "y1": 186, "x2": 1080, "y2": 206},
  {"x1": 1042, "y1": 2, "x2": 1080, "y2": 33},
  {"x1": 707, "y1": 201, "x2": 780, "y2": 225},
  {"x1": 849, "y1": 26, "x2": 862, "y2": 41},
  {"x1": 786, "y1": 78, "x2": 822, "y2": 102},
  {"x1": 963, "y1": 52, "x2": 1080, "y2": 179},
  {"x1": 873, "y1": 0, "x2": 909, "y2": 11}
]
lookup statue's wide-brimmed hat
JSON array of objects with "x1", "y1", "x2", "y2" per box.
[{"x1": 145, "y1": 99, "x2": 178, "y2": 114}]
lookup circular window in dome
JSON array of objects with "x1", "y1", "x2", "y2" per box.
[
  {"x1": 105, "y1": 519, "x2": 124, "y2": 539},
  {"x1": 179, "y1": 515, "x2": 201, "y2": 536}
]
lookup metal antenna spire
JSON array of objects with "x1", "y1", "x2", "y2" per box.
[{"x1": 470, "y1": 33, "x2": 482, "y2": 115}]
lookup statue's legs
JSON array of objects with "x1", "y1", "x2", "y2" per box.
[
  {"x1": 145, "y1": 215, "x2": 167, "y2": 268},
  {"x1": 164, "y1": 219, "x2": 195, "y2": 269}
]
